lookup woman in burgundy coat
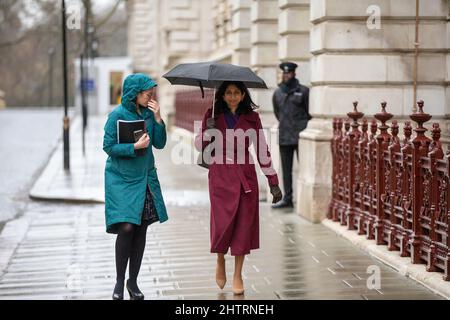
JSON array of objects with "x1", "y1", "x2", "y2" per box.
[{"x1": 195, "y1": 81, "x2": 283, "y2": 295}]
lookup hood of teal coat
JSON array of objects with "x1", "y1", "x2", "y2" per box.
[{"x1": 121, "y1": 73, "x2": 157, "y2": 113}]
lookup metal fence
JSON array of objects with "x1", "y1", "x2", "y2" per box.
[
  {"x1": 329, "y1": 100, "x2": 450, "y2": 280},
  {"x1": 174, "y1": 89, "x2": 214, "y2": 132}
]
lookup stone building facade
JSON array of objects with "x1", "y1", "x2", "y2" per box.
[{"x1": 126, "y1": 0, "x2": 450, "y2": 223}]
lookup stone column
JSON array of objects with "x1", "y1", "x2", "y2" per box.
[
  {"x1": 276, "y1": 0, "x2": 311, "y2": 208},
  {"x1": 247, "y1": 0, "x2": 278, "y2": 200},
  {"x1": 298, "y1": 0, "x2": 450, "y2": 223},
  {"x1": 212, "y1": 0, "x2": 233, "y2": 57},
  {"x1": 231, "y1": 0, "x2": 251, "y2": 66},
  {"x1": 155, "y1": 0, "x2": 214, "y2": 125},
  {"x1": 278, "y1": 0, "x2": 311, "y2": 85},
  {"x1": 250, "y1": 0, "x2": 279, "y2": 117},
  {"x1": 126, "y1": 0, "x2": 158, "y2": 74},
  {"x1": 445, "y1": 1, "x2": 450, "y2": 143}
]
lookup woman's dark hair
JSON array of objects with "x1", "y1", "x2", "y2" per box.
[{"x1": 213, "y1": 81, "x2": 259, "y2": 117}]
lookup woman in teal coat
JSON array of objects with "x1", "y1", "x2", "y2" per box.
[{"x1": 103, "y1": 73, "x2": 168, "y2": 300}]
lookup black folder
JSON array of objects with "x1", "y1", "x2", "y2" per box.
[{"x1": 117, "y1": 119, "x2": 147, "y2": 156}]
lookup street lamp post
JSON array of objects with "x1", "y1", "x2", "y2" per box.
[
  {"x1": 48, "y1": 48, "x2": 55, "y2": 106},
  {"x1": 62, "y1": 0, "x2": 70, "y2": 171},
  {"x1": 80, "y1": 54, "x2": 87, "y2": 156},
  {"x1": 81, "y1": 0, "x2": 92, "y2": 155}
]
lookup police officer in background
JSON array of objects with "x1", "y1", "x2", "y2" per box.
[{"x1": 272, "y1": 62, "x2": 311, "y2": 209}]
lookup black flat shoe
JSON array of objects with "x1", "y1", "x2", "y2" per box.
[
  {"x1": 271, "y1": 200, "x2": 294, "y2": 209},
  {"x1": 112, "y1": 282, "x2": 124, "y2": 300},
  {"x1": 126, "y1": 280, "x2": 144, "y2": 300},
  {"x1": 112, "y1": 292, "x2": 123, "y2": 300}
]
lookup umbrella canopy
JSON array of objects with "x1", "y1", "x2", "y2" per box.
[{"x1": 162, "y1": 61, "x2": 268, "y2": 92}]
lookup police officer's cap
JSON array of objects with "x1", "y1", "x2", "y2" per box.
[{"x1": 279, "y1": 62, "x2": 298, "y2": 73}]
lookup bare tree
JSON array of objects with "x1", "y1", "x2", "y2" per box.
[{"x1": 0, "y1": 0, "x2": 127, "y2": 107}]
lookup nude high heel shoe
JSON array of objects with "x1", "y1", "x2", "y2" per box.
[
  {"x1": 232, "y1": 276, "x2": 244, "y2": 295},
  {"x1": 215, "y1": 257, "x2": 226, "y2": 289}
]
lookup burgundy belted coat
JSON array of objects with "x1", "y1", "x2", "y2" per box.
[{"x1": 195, "y1": 108, "x2": 279, "y2": 256}]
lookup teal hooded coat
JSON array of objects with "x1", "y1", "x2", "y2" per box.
[{"x1": 103, "y1": 73, "x2": 168, "y2": 234}]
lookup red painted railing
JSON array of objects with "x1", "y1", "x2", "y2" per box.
[
  {"x1": 174, "y1": 89, "x2": 214, "y2": 132},
  {"x1": 329, "y1": 101, "x2": 450, "y2": 280}
]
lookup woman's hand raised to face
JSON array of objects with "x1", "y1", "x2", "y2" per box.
[
  {"x1": 134, "y1": 133, "x2": 150, "y2": 150},
  {"x1": 147, "y1": 99, "x2": 162, "y2": 123}
]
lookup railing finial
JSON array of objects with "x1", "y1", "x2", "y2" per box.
[
  {"x1": 410, "y1": 100, "x2": 432, "y2": 143},
  {"x1": 403, "y1": 121, "x2": 412, "y2": 144},
  {"x1": 391, "y1": 120, "x2": 399, "y2": 137},
  {"x1": 417, "y1": 100, "x2": 424, "y2": 113},
  {"x1": 429, "y1": 123, "x2": 444, "y2": 158},
  {"x1": 347, "y1": 101, "x2": 364, "y2": 137},
  {"x1": 374, "y1": 101, "x2": 393, "y2": 142}
]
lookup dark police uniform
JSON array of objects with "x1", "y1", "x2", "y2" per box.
[{"x1": 272, "y1": 62, "x2": 311, "y2": 208}]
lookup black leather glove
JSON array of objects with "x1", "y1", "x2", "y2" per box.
[{"x1": 270, "y1": 185, "x2": 283, "y2": 204}]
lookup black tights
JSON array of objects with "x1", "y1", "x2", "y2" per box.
[{"x1": 114, "y1": 222, "x2": 148, "y2": 292}]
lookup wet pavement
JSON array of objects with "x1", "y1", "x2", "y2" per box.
[
  {"x1": 0, "y1": 108, "x2": 63, "y2": 223},
  {"x1": 0, "y1": 114, "x2": 445, "y2": 300},
  {"x1": 0, "y1": 200, "x2": 442, "y2": 300}
]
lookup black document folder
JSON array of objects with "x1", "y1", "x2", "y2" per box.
[{"x1": 117, "y1": 119, "x2": 147, "y2": 156}]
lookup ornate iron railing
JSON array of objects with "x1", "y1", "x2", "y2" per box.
[
  {"x1": 174, "y1": 89, "x2": 214, "y2": 132},
  {"x1": 329, "y1": 101, "x2": 450, "y2": 280}
]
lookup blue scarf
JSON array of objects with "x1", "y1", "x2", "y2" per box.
[{"x1": 224, "y1": 110, "x2": 240, "y2": 129}]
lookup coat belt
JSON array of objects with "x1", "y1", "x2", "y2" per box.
[
  {"x1": 225, "y1": 157, "x2": 251, "y2": 193},
  {"x1": 236, "y1": 166, "x2": 252, "y2": 193}
]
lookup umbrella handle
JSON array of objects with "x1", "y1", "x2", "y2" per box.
[
  {"x1": 198, "y1": 81, "x2": 205, "y2": 99},
  {"x1": 212, "y1": 87, "x2": 216, "y2": 118}
]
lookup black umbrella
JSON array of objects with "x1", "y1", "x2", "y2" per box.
[
  {"x1": 162, "y1": 61, "x2": 268, "y2": 98},
  {"x1": 163, "y1": 61, "x2": 268, "y2": 119},
  {"x1": 163, "y1": 61, "x2": 267, "y2": 169}
]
